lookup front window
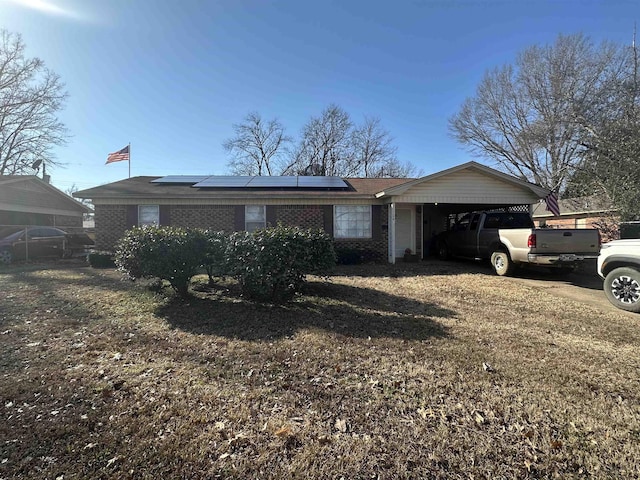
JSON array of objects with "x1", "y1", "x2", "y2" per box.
[
  {"x1": 334, "y1": 205, "x2": 371, "y2": 238},
  {"x1": 245, "y1": 205, "x2": 266, "y2": 232},
  {"x1": 139, "y1": 205, "x2": 159, "y2": 226}
]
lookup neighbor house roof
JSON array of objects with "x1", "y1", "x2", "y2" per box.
[
  {"x1": 0, "y1": 175, "x2": 92, "y2": 215},
  {"x1": 74, "y1": 176, "x2": 413, "y2": 200}
]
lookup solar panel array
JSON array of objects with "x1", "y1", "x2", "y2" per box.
[
  {"x1": 151, "y1": 175, "x2": 209, "y2": 184},
  {"x1": 152, "y1": 175, "x2": 349, "y2": 189},
  {"x1": 298, "y1": 176, "x2": 347, "y2": 188},
  {"x1": 193, "y1": 176, "x2": 254, "y2": 188}
]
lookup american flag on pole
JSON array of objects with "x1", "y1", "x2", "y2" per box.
[
  {"x1": 545, "y1": 191, "x2": 560, "y2": 216},
  {"x1": 106, "y1": 145, "x2": 130, "y2": 164}
]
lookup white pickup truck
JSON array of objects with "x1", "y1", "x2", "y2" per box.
[
  {"x1": 598, "y1": 239, "x2": 640, "y2": 313},
  {"x1": 436, "y1": 211, "x2": 601, "y2": 276}
]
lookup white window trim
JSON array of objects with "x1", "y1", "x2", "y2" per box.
[
  {"x1": 138, "y1": 205, "x2": 160, "y2": 226},
  {"x1": 245, "y1": 205, "x2": 266, "y2": 232},
  {"x1": 333, "y1": 205, "x2": 372, "y2": 239}
]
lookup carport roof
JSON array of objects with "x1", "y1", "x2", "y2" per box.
[
  {"x1": 375, "y1": 161, "x2": 550, "y2": 199},
  {"x1": 0, "y1": 175, "x2": 92, "y2": 215}
]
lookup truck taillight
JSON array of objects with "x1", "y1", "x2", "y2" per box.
[{"x1": 528, "y1": 234, "x2": 536, "y2": 248}]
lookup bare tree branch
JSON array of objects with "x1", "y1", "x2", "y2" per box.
[
  {"x1": 223, "y1": 112, "x2": 291, "y2": 176},
  {"x1": 0, "y1": 29, "x2": 68, "y2": 175},
  {"x1": 449, "y1": 33, "x2": 624, "y2": 191}
]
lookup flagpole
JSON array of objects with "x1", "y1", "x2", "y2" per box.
[{"x1": 128, "y1": 142, "x2": 131, "y2": 178}]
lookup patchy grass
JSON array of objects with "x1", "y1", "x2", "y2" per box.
[{"x1": 1, "y1": 260, "x2": 639, "y2": 479}]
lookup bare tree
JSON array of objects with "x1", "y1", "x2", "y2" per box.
[
  {"x1": 564, "y1": 36, "x2": 640, "y2": 221},
  {"x1": 223, "y1": 112, "x2": 291, "y2": 176},
  {"x1": 287, "y1": 104, "x2": 354, "y2": 176},
  {"x1": 285, "y1": 105, "x2": 416, "y2": 177},
  {"x1": 449, "y1": 34, "x2": 623, "y2": 191},
  {"x1": 351, "y1": 116, "x2": 398, "y2": 177},
  {"x1": 0, "y1": 30, "x2": 68, "y2": 175}
]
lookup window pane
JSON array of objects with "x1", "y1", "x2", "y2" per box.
[
  {"x1": 245, "y1": 205, "x2": 265, "y2": 232},
  {"x1": 139, "y1": 205, "x2": 159, "y2": 226},
  {"x1": 334, "y1": 205, "x2": 371, "y2": 238}
]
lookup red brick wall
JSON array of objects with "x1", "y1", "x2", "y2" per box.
[
  {"x1": 274, "y1": 205, "x2": 324, "y2": 229},
  {"x1": 95, "y1": 203, "x2": 390, "y2": 261},
  {"x1": 94, "y1": 205, "x2": 128, "y2": 250},
  {"x1": 170, "y1": 205, "x2": 235, "y2": 231}
]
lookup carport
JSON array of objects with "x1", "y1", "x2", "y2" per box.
[{"x1": 374, "y1": 162, "x2": 551, "y2": 263}]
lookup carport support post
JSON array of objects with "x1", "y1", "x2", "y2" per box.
[{"x1": 388, "y1": 203, "x2": 396, "y2": 264}]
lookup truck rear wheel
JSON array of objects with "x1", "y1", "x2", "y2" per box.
[
  {"x1": 491, "y1": 250, "x2": 515, "y2": 276},
  {"x1": 437, "y1": 242, "x2": 450, "y2": 260},
  {"x1": 604, "y1": 267, "x2": 640, "y2": 313}
]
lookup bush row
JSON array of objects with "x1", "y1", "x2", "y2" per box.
[{"x1": 113, "y1": 224, "x2": 336, "y2": 302}]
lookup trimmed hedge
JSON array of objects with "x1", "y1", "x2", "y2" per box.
[
  {"x1": 114, "y1": 226, "x2": 207, "y2": 297},
  {"x1": 201, "y1": 229, "x2": 229, "y2": 285},
  {"x1": 225, "y1": 224, "x2": 336, "y2": 303},
  {"x1": 113, "y1": 224, "x2": 336, "y2": 302}
]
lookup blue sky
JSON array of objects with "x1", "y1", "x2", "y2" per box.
[{"x1": 0, "y1": 0, "x2": 637, "y2": 192}]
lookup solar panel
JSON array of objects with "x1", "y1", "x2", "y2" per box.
[
  {"x1": 152, "y1": 175, "x2": 210, "y2": 184},
  {"x1": 193, "y1": 176, "x2": 253, "y2": 188},
  {"x1": 297, "y1": 176, "x2": 348, "y2": 188},
  {"x1": 246, "y1": 176, "x2": 298, "y2": 187}
]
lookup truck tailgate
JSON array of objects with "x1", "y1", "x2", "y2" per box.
[{"x1": 532, "y1": 229, "x2": 600, "y2": 255}]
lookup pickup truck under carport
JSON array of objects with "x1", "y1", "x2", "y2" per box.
[{"x1": 436, "y1": 211, "x2": 601, "y2": 276}]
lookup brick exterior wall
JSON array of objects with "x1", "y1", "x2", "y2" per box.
[
  {"x1": 274, "y1": 205, "x2": 324, "y2": 229},
  {"x1": 95, "y1": 203, "x2": 391, "y2": 261},
  {"x1": 169, "y1": 205, "x2": 235, "y2": 231},
  {"x1": 94, "y1": 205, "x2": 128, "y2": 250}
]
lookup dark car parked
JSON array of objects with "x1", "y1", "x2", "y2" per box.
[{"x1": 0, "y1": 226, "x2": 94, "y2": 264}]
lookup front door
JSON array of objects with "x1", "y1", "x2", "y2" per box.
[{"x1": 395, "y1": 207, "x2": 414, "y2": 257}]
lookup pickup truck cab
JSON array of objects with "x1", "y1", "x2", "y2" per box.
[
  {"x1": 598, "y1": 239, "x2": 640, "y2": 313},
  {"x1": 437, "y1": 211, "x2": 601, "y2": 276}
]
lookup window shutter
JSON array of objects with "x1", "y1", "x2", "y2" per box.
[
  {"x1": 234, "y1": 205, "x2": 245, "y2": 231},
  {"x1": 323, "y1": 206, "x2": 334, "y2": 237},
  {"x1": 372, "y1": 205, "x2": 382, "y2": 240},
  {"x1": 266, "y1": 205, "x2": 277, "y2": 228},
  {"x1": 159, "y1": 205, "x2": 170, "y2": 226},
  {"x1": 126, "y1": 205, "x2": 138, "y2": 228}
]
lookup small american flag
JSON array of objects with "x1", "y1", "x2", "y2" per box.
[
  {"x1": 106, "y1": 145, "x2": 130, "y2": 164},
  {"x1": 545, "y1": 191, "x2": 560, "y2": 216}
]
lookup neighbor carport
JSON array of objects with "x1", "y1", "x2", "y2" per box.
[{"x1": 374, "y1": 162, "x2": 551, "y2": 263}]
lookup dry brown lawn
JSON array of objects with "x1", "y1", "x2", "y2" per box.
[{"x1": 1, "y1": 260, "x2": 639, "y2": 479}]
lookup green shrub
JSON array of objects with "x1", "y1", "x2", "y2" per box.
[
  {"x1": 226, "y1": 224, "x2": 335, "y2": 303},
  {"x1": 87, "y1": 251, "x2": 115, "y2": 268},
  {"x1": 114, "y1": 226, "x2": 208, "y2": 297},
  {"x1": 201, "y1": 229, "x2": 229, "y2": 284}
]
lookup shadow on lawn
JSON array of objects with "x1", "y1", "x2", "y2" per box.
[{"x1": 156, "y1": 280, "x2": 454, "y2": 342}]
